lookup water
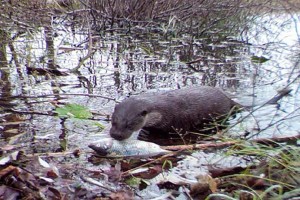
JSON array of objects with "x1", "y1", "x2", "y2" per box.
[
  {"x1": 1, "y1": 13, "x2": 299, "y2": 152},
  {"x1": 0, "y1": 3, "x2": 299, "y2": 199},
  {"x1": 229, "y1": 13, "x2": 300, "y2": 139}
]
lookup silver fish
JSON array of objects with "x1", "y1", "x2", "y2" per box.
[{"x1": 88, "y1": 137, "x2": 170, "y2": 158}]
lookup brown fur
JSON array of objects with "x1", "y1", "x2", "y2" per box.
[{"x1": 110, "y1": 86, "x2": 239, "y2": 141}]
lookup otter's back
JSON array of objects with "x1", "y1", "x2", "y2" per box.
[{"x1": 131, "y1": 86, "x2": 237, "y2": 132}]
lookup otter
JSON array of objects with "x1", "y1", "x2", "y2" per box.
[{"x1": 109, "y1": 86, "x2": 240, "y2": 141}]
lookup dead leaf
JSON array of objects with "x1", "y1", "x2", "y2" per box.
[
  {"x1": 190, "y1": 174, "x2": 219, "y2": 199},
  {"x1": 196, "y1": 174, "x2": 218, "y2": 193},
  {"x1": 190, "y1": 182, "x2": 211, "y2": 199},
  {"x1": 109, "y1": 190, "x2": 134, "y2": 200},
  {"x1": 38, "y1": 156, "x2": 51, "y2": 168},
  {"x1": 0, "y1": 166, "x2": 18, "y2": 179},
  {"x1": 10, "y1": 151, "x2": 20, "y2": 160},
  {"x1": 0, "y1": 156, "x2": 11, "y2": 165},
  {"x1": 129, "y1": 165, "x2": 162, "y2": 179},
  {"x1": 48, "y1": 187, "x2": 62, "y2": 199},
  {"x1": 39, "y1": 176, "x2": 55, "y2": 184},
  {"x1": 47, "y1": 166, "x2": 59, "y2": 179},
  {"x1": 208, "y1": 177, "x2": 218, "y2": 193}
]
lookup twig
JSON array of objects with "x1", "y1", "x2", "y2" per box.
[
  {"x1": 71, "y1": 18, "x2": 95, "y2": 72},
  {"x1": 162, "y1": 134, "x2": 300, "y2": 151},
  {"x1": 252, "y1": 107, "x2": 300, "y2": 138},
  {"x1": 186, "y1": 58, "x2": 203, "y2": 65},
  {"x1": 121, "y1": 151, "x2": 178, "y2": 176},
  {"x1": 2, "y1": 109, "x2": 53, "y2": 116},
  {"x1": 26, "y1": 150, "x2": 81, "y2": 157},
  {"x1": 80, "y1": 176, "x2": 116, "y2": 192},
  {"x1": 251, "y1": 134, "x2": 300, "y2": 145},
  {"x1": 150, "y1": 192, "x2": 174, "y2": 200},
  {"x1": 4, "y1": 93, "x2": 117, "y2": 101},
  {"x1": 162, "y1": 141, "x2": 236, "y2": 151}
]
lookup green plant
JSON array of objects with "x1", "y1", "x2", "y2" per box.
[{"x1": 54, "y1": 103, "x2": 93, "y2": 119}]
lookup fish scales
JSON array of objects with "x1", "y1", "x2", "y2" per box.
[{"x1": 89, "y1": 137, "x2": 170, "y2": 158}]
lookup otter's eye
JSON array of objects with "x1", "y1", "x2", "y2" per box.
[{"x1": 141, "y1": 110, "x2": 147, "y2": 116}]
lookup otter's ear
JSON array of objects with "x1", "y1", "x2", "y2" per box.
[{"x1": 141, "y1": 110, "x2": 147, "y2": 116}]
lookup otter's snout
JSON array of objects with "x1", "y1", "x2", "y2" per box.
[
  {"x1": 110, "y1": 132, "x2": 129, "y2": 140},
  {"x1": 110, "y1": 126, "x2": 132, "y2": 140}
]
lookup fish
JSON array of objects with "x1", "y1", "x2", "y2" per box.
[{"x1": 88, "y1": 137, "x2": 171, "y2": 158}]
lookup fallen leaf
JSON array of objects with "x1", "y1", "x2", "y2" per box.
[
  {"x1": 48, "y1": 187, "x2": 62, "y2": 199},
  {"x1": 251, "y1": 55, "x2": 269, "y2": 63},
  {"x1": 10, "y1": 151, "x2": 20, "y2": 160},
  {"x1": 109, "y1": 190, "x2": 134, "y2": 200},
  {"x1": 0, "y1": 166, "x2": 18, "y2": 178},
  {"x1": 39, "y1": 176, "x2": 55, "y2": 184},
  {"x1": 38, "y1": 156, "x2": 51, "y2": 168},
  {"x1": 47, "y1": 166, "x2": 59, "y2": 179},
  {"x1": 0, "y1": 156, "x2": 11, "y2": 165}
]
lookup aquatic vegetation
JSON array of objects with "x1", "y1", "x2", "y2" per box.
[{"x1": 54, "y1": 103, "x2": 93, "y2": 119}]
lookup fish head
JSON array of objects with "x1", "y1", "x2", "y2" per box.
[{"x1": 88, "y1": 138, "x2": 113, "y2": 156}]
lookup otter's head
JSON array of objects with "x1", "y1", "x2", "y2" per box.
[{"x1": 110, "y1": 99, "x2": 148, "y2": 140}]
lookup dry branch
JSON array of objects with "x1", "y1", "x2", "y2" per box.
[
  {"x1": 162, "y1": 134, "x2": 300, "y2": 151},
  {"x1": 3, "y1": 93, "x2": 116, "y2": 101}
]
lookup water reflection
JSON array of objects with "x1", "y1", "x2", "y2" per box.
[{"x1": 0, "y1": 11, "x2": 299, "y2": 152}]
